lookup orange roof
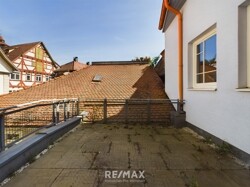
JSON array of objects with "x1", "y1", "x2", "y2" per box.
[
  {"x1": 54, "y1": 60, "x2": 87, "y2": 73},
  {"x1": 1, "y1": 41, "x2": 59, "y2": 68},
  {"x1": 3, "y1": 42, "x2": 40, "y2": 61},
  {"x1": 0, "y1": 63, "x2": 167, "y2": 108}
]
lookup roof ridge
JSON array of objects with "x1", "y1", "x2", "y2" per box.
[{"x1": 8, "y1": 41, "x2": 41, "y2": 48}]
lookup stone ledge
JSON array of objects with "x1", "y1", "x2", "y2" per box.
[{"x1": 0, "y1": 117, "x2": 81, "y2": 183}]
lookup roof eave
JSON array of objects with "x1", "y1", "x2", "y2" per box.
[
  {"x1": 0, "y1": 48, "x2": 18, "y2": 71},
  {"x1": 158, "y1": 2, "x2": 167, "y2": 31},
  {"x1": 39, "y1": 42, "x2": 60, "y2": 68},
  {"x1": 158, "y1": 0, "x2": 186, "y2": 32}
]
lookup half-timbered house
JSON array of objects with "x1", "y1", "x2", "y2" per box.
[{"x1": 0, "y1": 36, "x2": 59, "y2": 92}]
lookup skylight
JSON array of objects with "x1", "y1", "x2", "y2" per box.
[{"x1": 92, "y1": 74, "x2": 102, "y2": 82}]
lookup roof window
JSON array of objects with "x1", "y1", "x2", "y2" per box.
[{"x1": 92, "y1": 74, "x2": 102, "y2": 82}]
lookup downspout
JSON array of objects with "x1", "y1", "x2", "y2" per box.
[{"x1": 163, "y1": 0, "x2": 184, "y2": 111}]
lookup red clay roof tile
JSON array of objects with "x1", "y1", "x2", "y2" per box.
[{"x1": 0, "y1": 63, "x2": 167, "y2": 108}]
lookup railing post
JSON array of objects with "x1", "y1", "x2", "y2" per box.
[
  {"x1": 56, "y1": 103, "x2": 60, "y2": 123},
  {"x1": 67, "y1": 102, "x2": 70, "y2": 119},
  {"x1": 71, "y1": 101, "x2": 74, "y2": 117},
  {"x1": 52, "y1": 103, "x2": 56, "y2": 124},
  {"x1": 147, "y1": 99, "x2": 151, "y2": 124},
  {"x1": 180, "y1": 100, "x2": 184, "y2": 113},
  {"x1": 103, "y1": 98, "x2": 107, "y2": 123},
  {"x1": 0, "y1": 113, "x2": 5, "y2": 152},
  {"x1": 125, "y1": 99, "x2": 128, "y2": 124},
  {"x1": 63, "y1": 102, "x2": 66, "y2": 121},
  {"x1": 177, "y1": 99, "x2": 181, "y2": 113},
  {"x1": 76, "y1": 99, "x2": 80, "y2": 116}
]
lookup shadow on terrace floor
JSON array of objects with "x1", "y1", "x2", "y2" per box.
[{"x1": 3, "y1": 123, "x2": 250, "y2": 187}]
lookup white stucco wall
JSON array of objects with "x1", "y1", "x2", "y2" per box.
[
  {"x1": 164, "y1": 0, "x2": 250, "y2": 154},
  {"x1": 0, "y1": 55, "x2": 12, "y2": 73},
  {"x1": 0, "y1": 55, "x2": 12, "y2": 95}
]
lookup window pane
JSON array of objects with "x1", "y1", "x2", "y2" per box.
[
  {"x1": 16, "y1": 74, "x2": 20, "y2": 80},
  {"x1": 197, "y1": 43, "x2": 203, "y2": 54},
  {"x1": 197, "y1": 53, "x2": 203, "y2": 73},
  {"x1": 197, "y1": 74, "x2": 203, "y2": 83},
  {"x1": 205, "y1": 71, "x2": 216, "y2": 83},
  {"x1": 26, "y1": 74, "x2": 31, "y2": 81},
  {"x1": 205, "y1": 35, "x2": 216, "y2": 70}
]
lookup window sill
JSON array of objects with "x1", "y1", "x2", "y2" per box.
[
  {"x1": 235, "y1": 88, "x2": 250, "y2": 92},
  {"x1": 188, "y1": 87, "x2": 217, "y2": 91}
]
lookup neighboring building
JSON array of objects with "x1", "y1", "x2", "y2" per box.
[
  {"x1": 91, "y1": 61, "x2": 148, "y2": 65},
  {"x1": 159, "y1": 0, "x2": 250, "y2": 161},
  {"x1": 154, "y1": 50, "x2": 165, "y2": 83},
  {"x1": 53, "y1": 57, "x2": 87, "y2": 77},
  {"x1": 0, "y1": 48, "x2": 17, "y2": 95},
  {"x1": 0, "y1": 36, "x2": 59, "y2": 92},
  {"x1": 0, "y1": 62, "x2": 166, "y2": 108}
]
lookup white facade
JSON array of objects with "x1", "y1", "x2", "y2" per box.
[
  {"x1": 163, "y1": 0, "x2": 250, "y2": 154},
  {"x1": 0, "y1": 50, "x2": 16, "y2": 95}
]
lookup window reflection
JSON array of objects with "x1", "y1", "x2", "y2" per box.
[{"x1": 196, "y1": 34, "x2": 216, "y2": 84}]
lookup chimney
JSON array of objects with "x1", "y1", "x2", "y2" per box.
[
  {"x1": 73, "y1": 57, "x2": 78, "y2": 62},
  {"x1": 0, "y1": 36, "x2": 8, "y2": 47}
]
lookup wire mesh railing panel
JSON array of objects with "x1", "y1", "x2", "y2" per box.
[
  {"x1": 80, "y1": 99, "x2": 180, "y2": 124},
  {"x1": 127, "y1": 104, "x2": 148, "y2": 123},
  {"x1": 4, "y1": 105, "x2": 52, "y2": 146},
  {"x1": 0, "y1": 98, "x2": 79, "y2": 151},
  {"x1": 150, "y1": 104, "x2": 172, "y2": 123},
  {"x1": 80, "y1": 100, "x2": 104, "y2": 123},
  {"x1": 107, "y1": 105, "x2": 125, "y2": 122}
]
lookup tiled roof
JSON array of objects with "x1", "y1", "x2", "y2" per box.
[
  {"x1": 154, "y1": 50, "x2": 165, "y2": 77},
  {"x1": 92, "y1": 61, "x2": 148, "y2": 65},
  {"x1": 0, "y1": 63, "x2": 167, "y2": 108},
  {"x1": 1, "y1": 41, "x2": 59, "y2": 67},
  {"x1": 3, "y1": 42, "x2": 40, "y2": 61},
  {"x1": 54, "y1": 61, "x2": 87, "y2": 72}
]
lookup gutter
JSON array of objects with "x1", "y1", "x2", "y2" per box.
[{"x1": 160, "y1": 0, "x2": 184, "y2": 111}]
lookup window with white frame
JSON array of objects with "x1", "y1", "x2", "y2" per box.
[
  {"x1": 10, "y1": 71, "x2": 20, "y2": 80},
  {"x1": 36, "y1": 74, "x2": 42, "y2": 82},
  {"x1": 238, "y1": 3, "x2": 250, "y2": 89},
  {"x1": 45, "y1": 75, "x2": 50, "y2": 82},
  {"x1": 26, "y1": 73, "x2": 32, "y2": 81},
  {"x1": 193, "y1": 29, "x2": 217, "y2": 88}
]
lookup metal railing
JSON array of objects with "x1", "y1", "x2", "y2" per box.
[
  {"x1": 0, "y1": 98, "x2": 79, "y2": 152},
  {"x1": 79, "y1": 98, "x2": 184, "y2": 124}
]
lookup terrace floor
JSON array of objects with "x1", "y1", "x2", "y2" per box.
[{"x1": 3, "y1": 123, "x2": 250, "y2": 187}]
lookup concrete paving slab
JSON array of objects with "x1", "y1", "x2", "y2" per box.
[
  {"x1": 51, "y1": 169, "x2": 97, "y2": 187},
  {"x1": 5, "y1": 169, "x2": 62, "y2": 187},
  {"x1": 2, "y1": 123, "x2": 250, "y2": 187},
  {"x1": 177, "y1": 170, "x2": 243, "y2": 187},
  {"x1": 144, "y1": 170, "x2": 186, "y2": 187}
]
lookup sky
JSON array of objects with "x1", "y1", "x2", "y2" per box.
[{"x1": 0, "y1": 0, "x2": 164, "y2": 65}]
